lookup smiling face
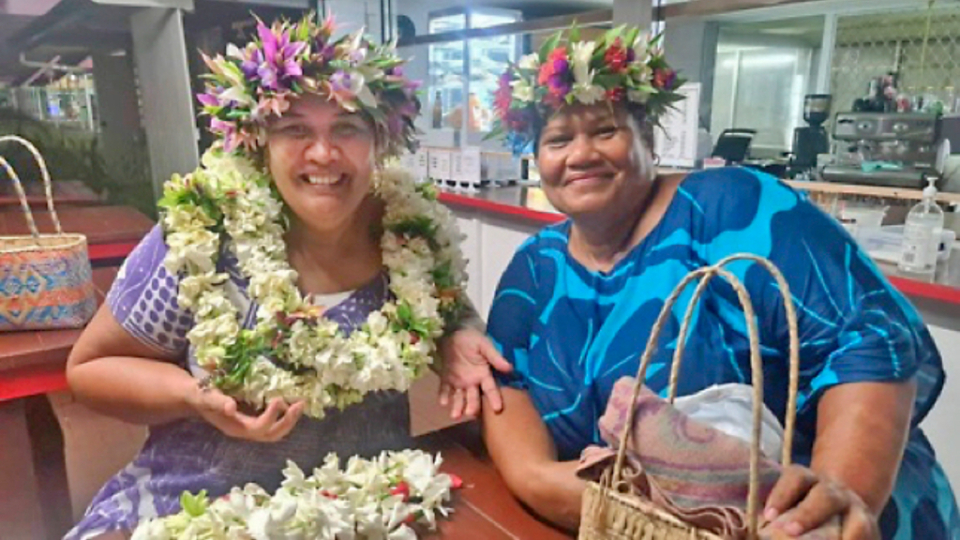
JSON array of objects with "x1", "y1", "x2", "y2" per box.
[
  {"x1": 536, "y1": 103, "x2": 655, "y2": 220},
  {"x1": 266, "y1": 94, "x2": 378, "y2": 235}
]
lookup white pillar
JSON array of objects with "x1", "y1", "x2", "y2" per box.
[
  {"x1": 663, "y1": 18, "x2": 719, "y2": 131},
  {"x1": 130, "y1": 7, "x2": 199, "y2": 199},
  {"x1": 614, "y1": 0, "x2": 652, "y2": 28},
  {"x1": 816, "y1": 13, "x2": 838, "y2": 94},
  {"x1": 91, "y1": 53, "x2": 144, "y2": 173}
]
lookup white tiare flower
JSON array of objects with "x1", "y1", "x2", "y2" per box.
[
  {"x1": 131, "y1": 450, "x2": 455, "y2": 539},
  {"x1": 161, "y1": 151, "x2": 465, "y2": 419},
  {"x1": 628, "y1": 87, "x2": 653, "y2": 104},
  {"x1": 572, "y1": 83, "x2": 605, "y2": 104},
  {"x1": 570, "y1": 40, "x2": 596, "y2": 85},
  {"x1": 518, "y1": 52, "x2": 539, "y2": 71},
  {"x1": 510, "y1": 78, "x2": 535, "y2": 103}
]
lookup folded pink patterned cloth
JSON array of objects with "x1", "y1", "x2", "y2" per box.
[{"x1": 577, "y1": 376, "x2": 839, "y2": 540}]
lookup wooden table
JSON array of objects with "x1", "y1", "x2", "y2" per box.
[
  {"x1": 0, "y1": 267, "x2": 117, "y2": 399},
  {"x1": 0, "y1": 205, "x2": 154, "y2": 265},
  {"x1": 0, "y1": 180, "x2": 102, "y2": 207},
  {"x1": 0, "y1": 267, "x2": 117, "y2": 540},
  {"x1": 418, "y1": 423, "x2": 572, "y2": 539}
]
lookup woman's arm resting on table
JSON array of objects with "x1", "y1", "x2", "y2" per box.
[
  {"x1": 765, "y1": 380, "x2": 914, "y2": 538},
  {"x1": 482, "y1": 386, "x2": 585, "y2": 531},
  {"x1": 67, "y1": 303, "x2": 304, "y2": 441}
]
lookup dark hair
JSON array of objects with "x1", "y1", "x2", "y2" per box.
[{"x1": 533, "y1": 102, "x2": 654, "y2": 157}]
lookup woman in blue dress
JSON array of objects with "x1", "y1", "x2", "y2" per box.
[{"x1": 481, "y1": 25, "x2": 959, "y2": 539}]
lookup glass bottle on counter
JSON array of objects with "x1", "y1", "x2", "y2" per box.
[
  {"x1": 899, "y1": 176, "x2": 944, "y2": 280},
  {"x1": 432, "y1": 91, "x2": 443, "y2": 129}
]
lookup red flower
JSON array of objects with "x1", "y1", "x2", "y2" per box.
[
  {"x1": 653, "y1": 68, "x2": 677, "y2": 90},
  {"x1": 390, "y1": 481, "x2": 411, "y2": 501},
  {"x1": 448, "y1": 473, "x2": 464, "y2": 489},
  {"x1": 604, "y1": 38, "x2": 629, "y2": 73},
  {"x1": 606, "y1": 87, "x2": 626, "y2": 102},
  {"x1": 538, "y1": 47, "x2": 568, "y2": 86}
]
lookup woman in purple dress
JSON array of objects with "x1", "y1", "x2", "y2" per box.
[{"x1": 63, "y1": 15, "x2": 505, "y2": 540}]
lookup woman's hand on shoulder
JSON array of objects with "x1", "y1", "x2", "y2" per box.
[
  {"x1": 762, "y1": 464, "x2": 879, "y2": 540},
  {"x1": 437, "y1": 327, "x2": 513, "y2": 420},
  {"x1": 186, "y1": 386, "x2": 305, "y2": 443}
]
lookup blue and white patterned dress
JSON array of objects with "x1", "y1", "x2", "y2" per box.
[
  {"x1": 66, "y1": 226, "x2": 412, "y2": 539},
  {"x1": 488, "y1": 167, "x2": 960, "y2": 539}
]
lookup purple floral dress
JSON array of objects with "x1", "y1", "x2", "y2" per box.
[{"x1": 65, "y1": 226, "x2": 412, "y2": 540}]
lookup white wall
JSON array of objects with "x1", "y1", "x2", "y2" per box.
[
  {"x1": 450, "y1": 206, "x2": 542, "y2": 317},
  {"x1": 663, "y1": 18, "x2": 719, "y2": 131}
]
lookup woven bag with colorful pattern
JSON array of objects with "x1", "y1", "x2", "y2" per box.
[{"x1": 0, "y1": 136, "x2": 96, "y2": 331}]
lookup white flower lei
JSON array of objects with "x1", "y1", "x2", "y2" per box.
[
  {"x1": 160, "y1": 149, "x2": 466, "y2": 418},
  {"x1": 131, "y1": 449, "x2": 457, "y2": 540}
]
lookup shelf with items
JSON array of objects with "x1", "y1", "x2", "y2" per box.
[
  {"x1": 785, "y1": 180, "x2": 960, "y2": 205},
  {"x1": 425, "y1": 6, "x2": 522, "y2": 135}
]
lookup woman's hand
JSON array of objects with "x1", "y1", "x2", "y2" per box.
[
  {"x1": 187, "y1": 385, "x2": 305, "y2": 442},
  {"x1": 438, "y1": 328, "x2": 513, "y2": 420},
  {"x1": 763, "y1": 465, "x2": 879, "y2": 540}
]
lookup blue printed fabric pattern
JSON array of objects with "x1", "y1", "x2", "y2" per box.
[{"x1": 488, "y1": 167, "x2": 959, "y2": 539}]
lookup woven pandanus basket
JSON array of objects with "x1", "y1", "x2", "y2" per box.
[
  {"x1": 0, "y1": 135, "x2": 96, "y2": 331},
  {"x1": 579, "y1": 254, "x2": 801, "y2": 540}
]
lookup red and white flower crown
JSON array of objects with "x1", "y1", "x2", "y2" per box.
[{"x1": 489, "y1": 24, "x2": 685, "y2": 152}]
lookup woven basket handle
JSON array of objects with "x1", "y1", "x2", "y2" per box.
[
  {"x1": 0, "y1": 135, "x2": 64, "y2": 236},
  {"x1": 610, "y1": 254, "x2": 800, "y2": 540}
]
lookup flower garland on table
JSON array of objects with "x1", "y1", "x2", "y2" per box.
[
  {"x1": 131, "y1": 449, "x2": 462, "y2": 539},
  {"x1": 159, "y1": 149, "x2": 466, "y2": 418},
  {"x1": 488, "y1": 24, "x2": 686, "y2": 154}
]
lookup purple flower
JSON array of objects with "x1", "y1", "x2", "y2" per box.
[
  {"x1": 549, "y1": 74, "x2": 571, "y2": 95},
  {"x1": 209, "y1": 118, "x2": 238, "y2": 151},
  {"x1": 241, "y1": 48, "x2": 263, "y2": 78},
  {"x1": 319, "y1": 43, "x2": 336, "y2": 63},
  {"x1": 330, "y1": 70, "x2": 352, "y2": 94},
  {"x1": 258, "y1": 64, "x2": 279, "y2": 90},
  {"x1": 349, "y1": 48, "x2": 366, "y2": 65},
  {"x1": 197, "y1": 92, "x2": 220, "y2": 108},
  {"x1": 252, "y1": 20, "x2": 307, "y2": 91},
  {"x1": 552, "y1": 57, "x2": 568, "y2": 75}
]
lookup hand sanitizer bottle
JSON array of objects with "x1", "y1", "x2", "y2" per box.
[{"x1": 899, "y1": 176, "x2": 944, "y2": 279}]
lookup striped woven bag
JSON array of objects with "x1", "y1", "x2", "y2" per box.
[{"x1": 0, "y1": 136, "x2": 96, "y2": 331}]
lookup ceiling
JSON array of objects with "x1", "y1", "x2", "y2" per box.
[
  {"x1": 1, "y1": 0, "x2": 132, "y2": 86},
  {"x1": 719, "y1": 14, "x2": 825, "y2": 48}
]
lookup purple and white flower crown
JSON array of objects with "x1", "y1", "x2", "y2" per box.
[
  {"x1": 198, "y1": 14, "x2": 421, "y2": 157},
  {"x1": 488, "y1": 24, "x2": 685, "y2": 153}
]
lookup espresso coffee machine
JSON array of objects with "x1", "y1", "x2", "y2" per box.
[
  {"x1": 790, "y1": 94, "x2": 831, "y2": 175},
  {"x1": 821, "y1": 112, "x2": 941, "y2": 188}
]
